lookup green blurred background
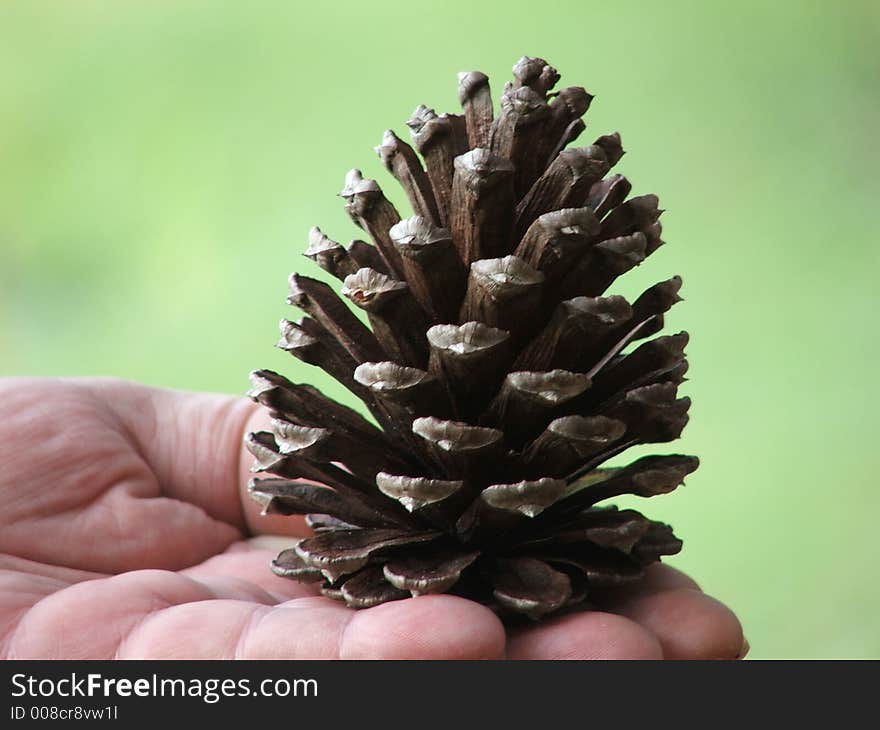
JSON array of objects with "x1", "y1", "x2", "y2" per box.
[{"x1": 1, "y1": 0, "x2": 878, "y2": 658}]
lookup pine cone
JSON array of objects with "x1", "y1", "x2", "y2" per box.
[{"x1": 246, "y1": 56, "x2": 697, "y2": 620}]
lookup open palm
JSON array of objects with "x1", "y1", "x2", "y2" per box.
[{"x1": 0, "y1": 377, "x2": 744, "y2": 659}]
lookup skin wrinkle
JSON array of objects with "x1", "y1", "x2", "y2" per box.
[
  {"x1": 0, "y1": 572, "x2": 69, "y2": 656},
  {"x1": 0, "y1": 429, "x2": 130, "y2": 527},
  {"x1": 127, "y1": 601, "x2": 248, "y2": 660},
  {"x1": 194, "y1": 576, "x2": 278, "y2": 605},
  {"x1": 110, "y1": 572, "x2": 249, "y2": 659},
  {"x1": 336, "y1": 606, "x2": 359, "y2": 659},
  {"x1": 82, "y1": 379, "x2": 151, "y2": 478},
  {"x1": 88, "y1": 490, "x2": 137, "y2": 559},
  {"x1": 233, "y1": 604, "x2": 273, "y2": 659},
  {"x1": 10, "y1": 571, "x2": 208, "y2": 659},
  {"x1": 0, "y1": 385, "x2": 174, "y2": 569},
  {"x1": 177, "y1": 391, "x2": 257, "y2": 529},
  {"x1": 113, "y1": 606, "x2": 177, "y2": 661},
  {"x1": 60, "y1": 491, "x2": 240, "y2": 573},
  {"x1": 0, "y1": 554, "x2": 107, "y2": 583},
  {"x1": 1, "y1": 495, "x2": 136, "y2": 572},
  {"x1": 181, "y1": 548, "x2": 321, "y2": 603},
  {"x1": 235, "y1": 600, "x2": 354, "y2": 659},
  {"x1": 120, "y1": 601, "x2": 280, "y2": 659},
  {"x1": 114, "y1": 578, "x2": 271, "y2": 658},
  {"x1": 86, "y1": 378, "x2": 253, "y2": 531},
  {"x1": 156, "y1": 391, "x2": 221, "y2": 520}
]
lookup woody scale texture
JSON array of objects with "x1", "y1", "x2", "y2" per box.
[{"x1": 246, "y1": 56, "x2": 697, "y2": 621}]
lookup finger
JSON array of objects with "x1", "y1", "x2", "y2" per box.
[
  {"x1": 7, "y1": 570, "x2": 218, "y2": 658},
  {"x1": 84, "y1": 378, "x2": 308, "y2": 538},
  {"x1": 604, "y1": 588, "x2": 745, "y2": 660},
  {"x1": 0, "y1": 379, "x2": 243, "y2": 572},
  {"x1": 81, "y1": 379, "x2": 251, "y2": 529},
  {"x1": 506, "y1": 611, "x2": 663, "y2": 660},
  {"x1": 119, "y1": 594, "x2": 507, "y2": 660},
  {"x1": 335, "y1": 595, "x2": 506, "y2": 660},
  {"x1": 8, "y1": 569, "x2": 506, "y2": 660},
  {"x1": 0, "y1": 570, "x2": 72, "y2": 647},
  {"x1": 7, "y1": 569, "x2": 292, "y2": 659}
]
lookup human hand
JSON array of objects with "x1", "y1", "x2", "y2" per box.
[{"x1": 0, "y1": 377, "x2": 745, "y2": 659}]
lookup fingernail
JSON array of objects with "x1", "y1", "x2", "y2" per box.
[{"x1": 736, "y1": 637, "x2": 750, "y2": 660}]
